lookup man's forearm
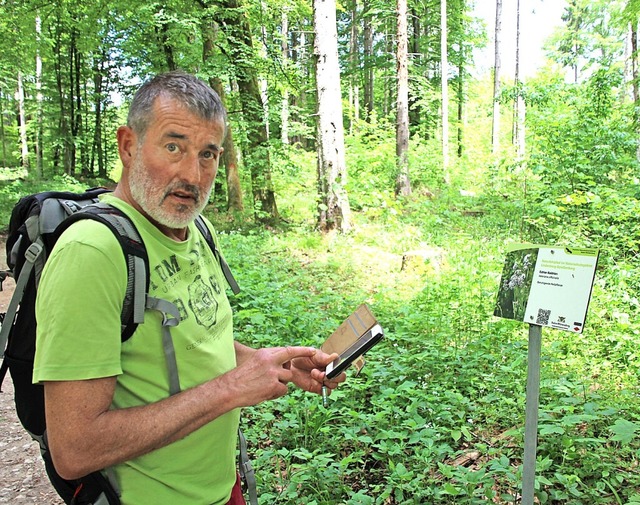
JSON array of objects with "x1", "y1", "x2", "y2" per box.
[{"x1": 45, "y1": 372, "x2": 244, "y2": 480}]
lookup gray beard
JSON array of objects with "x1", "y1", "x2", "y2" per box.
[{"x1": 128, "y1": 157, "x2": 211, "y2": 229}]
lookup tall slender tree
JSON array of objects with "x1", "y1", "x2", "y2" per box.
[
  {"x1": 395, "y1": 0, "x2": 411, "y2": 196},
  {"x1": 492, "y1": 0, "x2": 502, "y2": 155},
  {"x1": 313, "y1": 0, "x2": 351, "y2": 233},
  {"x1": 441, "y1": 0, "x2": 450, "y2": 183},
  {"x1": 201, "y1": 13, "x2": 244, "y2": 211},
  {"x1": 363, "y1": 0, "x2": 374, "y2": 121},
  {"x1": 513, "y1": 0, "x2": 525, "y2": 158},
  {"x1": 281, "y1": 10, "x2": 290, "y2": 145},
  {"x1": 35, "y1": 13, "x2": 43, "y2": 178},
  {"x1": 16, "y1": 71, "x2": 29, "y2": 170},
  {"x1": 217, "y1": 0, "x2": 279, "y2": 221}
]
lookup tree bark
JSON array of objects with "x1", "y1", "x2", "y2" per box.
[
  {"x1": 281, "y1": 10, "x2": 290, "y2": 144},
  {"x1": 16, "y1": 71, "x2": 29, "y2": 170},
  {"x1": 630, "y1": 21, "x2": 640, "y2": 161},
  {"x1": 201, "y1": 16, "x2": 244, "y2": 211},
  {"x1": 313, "y1": 0, "x2": 351, "y2": 233},
  {"x1": 440, "y1": 0, "x2": 449, "y2": 183},
  {"x1": 217, "y1": 0, "x2": 278, "y2": 220},
  {"x1": 457, "y1": 60, "x2": 463, "y2": 158},
  {"x1": 35, "y1": 14, "x2": 43, "y2": 178},
  {"x1": 513, "y1": 0, "x2": 525, "y2": 158},
  {"x1": 491, "y1": 0, "x2": 502, "y2": 155},
  {"x1": 395, "y1": 0, "x2": 411, "y2": 196},
  {"x1": 363, "y1": 0, "x2": 374, "y2": 121},
  {"x1": 348, "y1": 0, "x2": 360, "y2": 133}
]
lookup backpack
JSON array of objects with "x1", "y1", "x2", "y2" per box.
[{"x1": 0, "y1": 188, "x2": 253, "y2": 505}]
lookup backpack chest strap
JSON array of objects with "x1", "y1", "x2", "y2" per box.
[{"x1": 146, "y1": 296, "x2": 181, "y2": 396}]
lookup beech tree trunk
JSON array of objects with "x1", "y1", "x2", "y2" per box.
[
  {"x1": 395, "y1": 0, "x2": 411, "y2": 196},
  {"x1": 281, "y1": 11, "x2": 290, "y2": 144},
  {"x1": 16, "y1": 71, "x2": 29, "y2": 170},
  {"x1": 441, "y1": 0, "x2": 449, "y2": 183},
  {"x1": 630, "y1": 21, "x2": 640, "y2": 161},
  {"x1": 492, "y1": 0, "x2": 502, "y2": 155},
  {"x1": 513, "y1": 0, "x2": 525, "y2": 158},
  {"x1": 202, "y1": 16, "x2": 244, "y2": 211},
  {"x1": 313, "y1": 0, "x2": 351, "y2": 233},
  {"x1": 35, "y1": 14, "x2": 43, "y2": 178},
  {"x1": 218, "y1": 0, "x2": 279, "y2": 221},
  {"x1": 363, "y1": 0, "x2": 374, "y2": 121}
]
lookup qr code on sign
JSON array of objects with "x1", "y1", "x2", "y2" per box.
[{"x1": 536, "y1": 309, "x2": 551, "y2": 325}]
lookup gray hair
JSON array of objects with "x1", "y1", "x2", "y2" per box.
[{"x1": 127, "y1": 70, "x2": 227, "y2": 139}]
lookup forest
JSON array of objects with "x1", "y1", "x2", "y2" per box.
[{"x1": 1, "y1": 0, "x2": 639, "y2": 503}]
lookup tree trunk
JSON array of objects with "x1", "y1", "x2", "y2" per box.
[
  {"x1": 259, "y1": 1, "x2": 270, "y2": 139},
  {"x1": 281, "y1": 10, "x2": 290, "y2": 145},
  {"x1": 217, "y1": 0, "x2": 277, "y2": 220},
  {"x1": 491, "y1": 0, "x2": 502, "y2": 155},
  {"x1": 409, "y1": 8, "x2": 421, "y2": 128},
  {"x1": 395, "y1": 0, "x2": 411, "y2": 196},
  {"x1": 513, "y1": 0, "x2": 525, "y2": 158},
  {"x1": 201, "y1": 16, "x2": 244, "y2": 211},
  {"x1": 16, "y1": 71, "x2": 29, "y2": 170},
  {"x1": 630, "y1": 21, "x2": 640, "y2": 161},
  {"x1": 35, "y1": 14, "x2": 43, "y2": 178},
  {"x1": 92, "y1": 55, "x2": 106, "y2": 178},
  {"x1": 363, "y1": 0, "x2": 374, "y2": 121},
  {"x1": 440, "y1": 0, "x2": 449, "y2": 183},
  {"x1": 158, "y1": 21, "x2": 177, "y2": 71},
  {"x1": 313, "y1": 0, "x2": 351, "y2": 233},
  {"x1": 0, "y1": 89, "x2": 6, "y2": 167},
  {"x1": 348, "y1": 0, "x2": 360, "y2": 133},
  {"x1": 457, "y1": 60, "x2": 463, "y2": 158}
]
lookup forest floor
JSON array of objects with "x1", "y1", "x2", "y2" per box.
[{"x1": 0, "y1": 235, "x2": 64, "y2": 504}]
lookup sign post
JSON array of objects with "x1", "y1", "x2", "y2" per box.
[
  {"x1": 494, "y1": 244, "x2": 599, "y2": 504},
  {"x1": 521, "y1": 323, "x2": 542, "y2": 505}
]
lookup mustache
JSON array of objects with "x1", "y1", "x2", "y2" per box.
[{"x1": 163, "y1": 182, "x2": 202, "y2": 204}]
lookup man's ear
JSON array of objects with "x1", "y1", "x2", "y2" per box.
[{"x1": 117, "y1": 126, "x2": 136, "y2": 168}]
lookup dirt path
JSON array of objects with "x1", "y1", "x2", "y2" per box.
[{"x1": 0, "y1": 238, "x2": 64, "y2": 504}]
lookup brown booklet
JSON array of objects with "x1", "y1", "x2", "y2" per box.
[{"x1": 321, "y1": 304, "x2": 384, "y2": 379}]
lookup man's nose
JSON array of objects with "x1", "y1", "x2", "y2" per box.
[{"x1": 181, "y1": 153, "x2": 202, "y2": 183}]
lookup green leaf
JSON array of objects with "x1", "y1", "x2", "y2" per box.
[
  {"x1": 539, "y1": 425, "x2": 565, "y2": 435},
  {"x1": 609, "y1": 419, "x2": 640, "y2": 445}
]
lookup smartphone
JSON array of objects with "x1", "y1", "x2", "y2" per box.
[{"x1": 325, "y1": 323, "x2": 384, "y2": 379}]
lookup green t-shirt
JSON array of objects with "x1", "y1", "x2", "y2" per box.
[{"x1": 33, "y1": 194, "x2": 240, "y2": 505}]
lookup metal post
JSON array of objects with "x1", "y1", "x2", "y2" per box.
[{"x1": 521, "y1": 323, "x2": 542, "y2": 504}]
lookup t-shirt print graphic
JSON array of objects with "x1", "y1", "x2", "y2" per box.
[{"x1": 188, "y1": 274, "x2": 220, "y2": 330}]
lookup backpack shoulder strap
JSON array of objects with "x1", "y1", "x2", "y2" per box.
[
  {"x1": 54, "y1": 203, "x2": 149, "y2": 341},
  {"x1": 194, "y1": 215, "x2": 240, "y2": 295},
  {"x1": 57, "y1": 204, "x2": 183, "y2": 396}
]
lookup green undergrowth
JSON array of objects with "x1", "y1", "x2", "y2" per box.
[
  {"x1": 215, "y1": 207, "x2": 640, "y2": 504},
  {"x1": 1, "y1": 169, "x2": 638, "y2": 504}
]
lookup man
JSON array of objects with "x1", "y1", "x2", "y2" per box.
[{"x1": 33, "y1": 71, "x2": 344, "y2": 504}]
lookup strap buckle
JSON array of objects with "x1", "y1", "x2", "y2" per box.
[{"x1": 25, "y1": 242, "x2": 44, "y2": 264}]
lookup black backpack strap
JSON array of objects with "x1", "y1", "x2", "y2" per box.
[{"x1": 194, "y1": 215, "x2": 240, "y2": 295}]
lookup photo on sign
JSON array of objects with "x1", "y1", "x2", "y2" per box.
[{"x1": 494, "y1": 247, "x2": 539, "y2": 322}]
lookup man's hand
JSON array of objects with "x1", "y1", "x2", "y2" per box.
[
  {"x1": 224, "y1": 346, "x2": 323, "y2": 406},
  {"x1": 290, "y1": 349, "x2": 347, "y2": 395}
]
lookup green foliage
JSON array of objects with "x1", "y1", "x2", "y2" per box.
[{"x1": 211, "y1": 173, "x2": 639, "y2": 503}]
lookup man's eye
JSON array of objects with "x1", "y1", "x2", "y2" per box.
[
  {"x1": 167, "y1": 143, "x2": 179, "y2": 153},
  {"x1": 202, "y1": 150, "x2": 216, "y2": 160}
]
